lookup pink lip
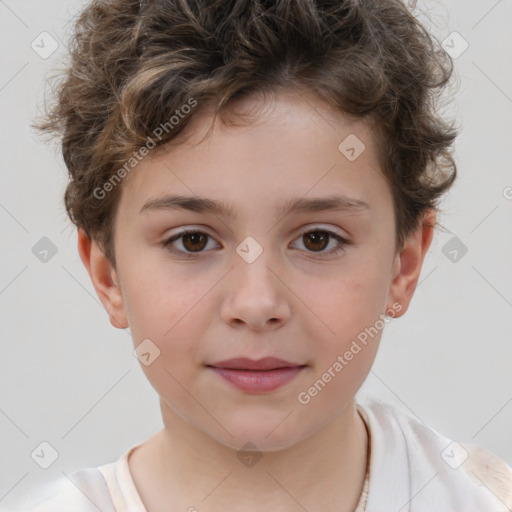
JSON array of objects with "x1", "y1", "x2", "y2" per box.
[
  {"x1": 209, "y1": 357, "x2": 303, "y2": 370},
  {"x1": 207, "y1": 357, "x2": 306, "y2": 393}
]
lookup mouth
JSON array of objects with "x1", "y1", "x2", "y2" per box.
[
  {"x1": 206, "y1": 357, "x2": 307, "y2": 393},
  {"x1": 207, "y1": 357, "x2": 305, "y2": 371}
]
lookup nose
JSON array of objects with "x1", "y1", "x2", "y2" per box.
[{"x1": 220, "y1": 251, "x2": 291, "y2": 332}]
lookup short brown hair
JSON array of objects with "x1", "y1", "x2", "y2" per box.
[{"x1": 34, "y1": 0, "x2": 458, "y2": 268}]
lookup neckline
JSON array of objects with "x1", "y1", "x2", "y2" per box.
[
  {"x1": 116, "y1": 443, "x2": 150, "y2": 511},
  {"x1": 119, "y1": 408, "x2": 372, "y2": 512},
  {"x1": 354, "y1": 406, "x2": 372, "y2": 511}
]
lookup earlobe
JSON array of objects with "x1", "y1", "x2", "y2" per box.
[
  {"x1": 386, "y1": 209, "x2": 436, "y2": 318},
  {"x1": 77, "y1": 229, "x2": 129, "y2": 329}
]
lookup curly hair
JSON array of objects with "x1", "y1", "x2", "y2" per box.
[{"x1": 33, "y1": 0, "x2": 458, "y2": 268}]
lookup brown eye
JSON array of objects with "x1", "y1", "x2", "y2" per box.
[
  {"x1": 291, "y1": 228, "x2": 350, "y2": 257},
  {"x1": 162, "y1": 227, "x2": 350, "y2": 259},
  {"x1": 162, "y1": 230, "x2": 218, "y2": 258},
  {"x1": 302, "y1": 231, "x2": 330, "y2": 252},
  {"x1": 181, "y1": 232, "x2": 208, "y2": 252}
]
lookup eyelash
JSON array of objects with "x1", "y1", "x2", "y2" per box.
[{"x1": 161, "y1": 228, "x2": 351, "y2": 259}]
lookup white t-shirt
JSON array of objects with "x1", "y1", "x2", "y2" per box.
[{"x1": 4, "y1": 399, "x2": 512, "y2": 512}]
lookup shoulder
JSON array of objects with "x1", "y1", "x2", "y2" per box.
[
  {"x1": 2, "y1": 467, "x2": 116, "y2": 512},
  {"x1": 357, "y1": 398, "x2": 512, "y2": 511},
  {"x1": 460, "y1": 442, "x2": 512, "y2": 510}
]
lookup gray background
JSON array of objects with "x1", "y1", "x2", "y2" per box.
[{"x1": 1, "y1": 0, "x2": 511, "y2": 508}]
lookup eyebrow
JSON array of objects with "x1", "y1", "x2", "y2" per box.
[{"x1": 140, "y1": 193, "x2": 371, "y2": 219}]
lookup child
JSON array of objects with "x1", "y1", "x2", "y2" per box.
[{"x1": 10, "y1": 0, "x2": 512, "y2": 510}]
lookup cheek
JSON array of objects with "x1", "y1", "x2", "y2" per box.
[
  {"x1": 125, "y1": 274, "x2": 205, "y2": 391},
  {"x1": 119, "y1": 258, "x2": 208, "y2": 347},
  {"x1": 300, "y1": 274, "x2": 385, "y2": 408},
  {"x1": 303, "y1": 259, "x2": 391, "y2": 337},
  {"x1": 295, "y1": 253, "x2": 392, "y2": 382}
]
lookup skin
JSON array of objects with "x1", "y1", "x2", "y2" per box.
[{"x1": 78, "y1": 89, "x2": 435, "y2": 512}]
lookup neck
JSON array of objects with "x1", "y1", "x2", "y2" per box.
[{"x1": 131, "y1": 399, "x2": 369, "y2": 512}]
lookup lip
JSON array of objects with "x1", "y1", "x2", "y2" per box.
[
  {"x1": 206, "y1": 357, "x2": 306, "y2": 393},
  {"x1": 208, "y1": 357, "x2": 303, "y2": 371}
]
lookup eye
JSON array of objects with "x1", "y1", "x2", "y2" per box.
[
  {"x1": 161, "y1": 229, "x2": 219, "y2": 258},
  {"x1": 290, "y1": 228, "x2": 350, "y2": 257},
  {"x1": 161, "y1": 227, "x2": 350, "y2": 258}
]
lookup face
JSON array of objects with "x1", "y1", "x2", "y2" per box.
[{"x1": 87, "y1": 90, "x2": 421, "y2": 452}]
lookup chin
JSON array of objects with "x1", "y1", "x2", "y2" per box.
[
  {"x1": 219, "y1": 433, "x2": 301, "y2": 454},
  {"x1": 207, "y1": 416, "x2": 312, "y2": 453}
]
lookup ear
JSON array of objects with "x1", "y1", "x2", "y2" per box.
[
  {"x1": 77, "y1": 229, "x2": 129, "y2": 329},
  {"x1": 386, "y1": 209, "x2": 436, "y2": 318}
]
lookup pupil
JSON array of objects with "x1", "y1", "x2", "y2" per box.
[
  {"x1": 304, "y1": 231, "x2": 328, "y2": 251},
  {"x1": 184, "y1": 233, "x2": 206, "y2": 252},
  {"x1": 181, "y1": 232, "x2": 330, "y2": 253}
]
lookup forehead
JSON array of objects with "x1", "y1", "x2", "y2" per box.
[{"x1": 118, "y1": 89, "x2": 391, "y2": 220}]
